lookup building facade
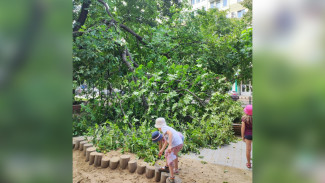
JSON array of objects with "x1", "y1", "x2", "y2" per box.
[{"x1": 190, "y1": 0, "x2": 247, "y2": 18}]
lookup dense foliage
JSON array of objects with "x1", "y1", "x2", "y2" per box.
[{"x1": 73, "y1": 0, "x2": 251, "y2": 163}]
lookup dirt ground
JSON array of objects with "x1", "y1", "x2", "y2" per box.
[{"x1": 73, "y1": 149, "x2": 252, "y2": 183}]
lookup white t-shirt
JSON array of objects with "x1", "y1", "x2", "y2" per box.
[{"x1": 161, "y1": 126, "x2": 183, "y2": 148}]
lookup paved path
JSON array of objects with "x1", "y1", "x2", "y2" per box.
[{"x1": 183, "y1": 140, "x2": 252, "y2": 170}]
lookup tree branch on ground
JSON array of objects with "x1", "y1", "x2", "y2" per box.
[
  {"x1": 121, "y1": 49, "x2": 135, "y2": 72},
  {"x1": 183, "y1": 89, "x2": 206, "y2": 107},
  {"x1": 125, "y1": 47, "x2": 139, "y2": 68}
]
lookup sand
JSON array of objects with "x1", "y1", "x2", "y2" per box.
[{"x1": 73, "y1": 149, "x2": 252, "y2": 183}]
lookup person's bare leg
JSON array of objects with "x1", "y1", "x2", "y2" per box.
[
  {"x1": 175, "y1": 157, "x2": 178, "y2": 170},
  {"x1": 245, "y1": 140, "x2": 252, "y2": 164},
  {"x1": 169, "y1": 163, "x2": 174, "y2": 178}
]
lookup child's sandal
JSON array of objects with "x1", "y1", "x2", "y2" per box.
[
  {"x1": 159, "y1": 166, "x2": 170, "y2": 172},
  {"x1": 246, "y1": 163, "x2": 252, "y2": 168},
  {"x1": 167, "y1": 176, "x2": 175, "y2": 183}
]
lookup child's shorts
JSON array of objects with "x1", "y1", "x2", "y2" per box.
[
  {"x1": 244, "y1": 135, "x2": 252, "y2": 140},
  {"x1": 165, "y1": 143, "x2": 183, "y2": 167}
]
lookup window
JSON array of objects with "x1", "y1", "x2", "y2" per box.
[
  {"x1": 192, "y1": 0, "x2": 195, "y2": 5},
  {"x1": 223, "y1": 0, "x2": 227, "y2": 7},
  {"x1": 216, "y1": 0, "x2": 221, "y2": 9},
  {"x1": 210, "y1": 2, "x2": 215, "y2": 8},
  {"x1": 196, "y1": 0, "x2": 200, "y2": 3},
  {"x1": 237, "y1": 9, "x2": 245, "y2": 18},
  {"x1": 231, "y1": 12, "x2": 236, "y2": 18}
]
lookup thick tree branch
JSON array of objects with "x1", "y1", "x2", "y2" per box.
[
  {"x1": 121, "y1": 49, "x2": 135, "y2": 72},
  {"x1": 184, "y1": 89, "x2": 206, "y2": 107},
  {"x1": 125, "y1": 48, "x2": 139, "y2": 68},
  {"x1": 97, "y1": 0, "x2": 116, "y2": 22},
  {"x1": 96, "y1": 0, "x2": 148, "y2": 47},
  {"x1": 73, "y1": 0, "x2": 91, "y2": 32},
  {"x1": 119, "y1": 24, "x2": 147, "y2": 45}
]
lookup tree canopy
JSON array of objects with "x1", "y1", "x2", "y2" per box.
[{"x1": 72, "y1": 0, "x2": 252, "y2": 161}]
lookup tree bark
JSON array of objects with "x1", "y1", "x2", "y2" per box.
[
  {"x1": 121, "y1": 49, "x2": 135, "y2": 72},
  {"x1": 125, "y1": 48, "x2": 139, "y2": 68},
  {"x1": 86, "y1": 147, "x2": 96, "y2": 162},
  {"x1": 120, "y1": 155, "x2": 131, "y2": 169},
  {"x1": 83, "y1": 143, "x2": 93, "y2": 156},
  {"x1": 184, "y1": 89, "x2": 206, "y2": 107},
  {"x1": 146, "y1": 166, "x2": 155, "y2": 179},
  {"x1": 74, "y1": 138, "x2": 84, "y2": 150},
  {"x1": 94, "y1": 153, "x2": 103, "y2": 167},
  {"x1": 79, "y1": 141, "x2": 88, "y2": 151},
  {"x1": 119, "y1": 24, "x2": 147, "y2": 45},
  {"x1": 73, "y1": 0, "x2": 91, "y2": 32},
  {"x1": 109, "y1": 157, "x2": 120, "y2": 169},
  {"x1": 101, "y1": 157, "x2": 110, "y2": 168},
  {"x1": 155, "y1": 168, "x2": 161, "y2": 182},
  {"x1": 97, "y1": 0, "x2": 116, "y2": 21},
  {"x1": 89, "y1": 152, "x2": 97, "y2": 165},
  {"x1": 137, "y1": 163, "x2": 146, "y2": 174},
  {"x1": 128, "y1": 160, "x2": 137, "y2": 173},
  {"x1": 160, "y1": 172, "x2": 169, "y2": 183}
]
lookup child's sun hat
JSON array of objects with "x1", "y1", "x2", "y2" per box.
[
  {"x1": 152, "y1": 131, "x2": 163, "y2": 143},
  {"x1": 244, "y1": 105, "x2": 253, "y2": 116},
  {"x1": 155, "y1": 117, "x2": 167, "y2": 128}
]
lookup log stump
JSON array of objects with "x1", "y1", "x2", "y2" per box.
[
  {"x1": 73, "y1": 136, "x2": 84, "y2": 141},
  {"x1": 166, "y1": 176, "x2": 182, "y2": 183},
  {"x1": 79, "y1": 141, "x2": 88, "y2": 151},
  {"x1": 101, "y1": 157, "x2": 110, "y2": 168},
  {"x1": 109, "y1": 157, "x2": 120, "y2": 170},
  {"x1": 74, "y1": 138, "x2": 83, "y2": 150},
  {"x1": 155, "y1": 168, "x2": 161, "y2": 182},
  {"x1": 137, "y1": 163, "x2": 146, "y2": 175},
  {"x1": 128, "y1": 160, "x2": 137, "y2": 173},
  {"x1": 94, "y1": 153, "x2": 103, "y2": 167},
  {"x1": 86, "y1": 147, "x2": 96, "y2": 162},
  {"x1": 89, "y1": 152, "x2": 97, "y2": 165},
  {"x1": 146, "y1": 166, "x2": 155, "y2": 179},
  {"x1": 73, "y1": 141, "x2": 76, "y2": 149},
  {"x1": 83, "y1": 143, "x2": 93, "y2": 156},
  {"x1": 120, "y1": 155, "x2": 131, "y2": 169},
  {"x1": 160, "y1": 172, "x2": 169, "y2": 183}
]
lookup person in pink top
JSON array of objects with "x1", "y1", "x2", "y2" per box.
[{"x1": 241, "y1": 104, "x2": 253, "y2": 168}]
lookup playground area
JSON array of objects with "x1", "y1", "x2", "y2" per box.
[{"x1": 73, "y1": 140, "x2": 252, "y2": 183}]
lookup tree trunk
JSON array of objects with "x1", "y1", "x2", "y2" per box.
[
  {"x1": 128, "y1": 160, "x2": 137, "y2": 173},
  {"x1": 85, "y1": 147, "x2": 96, "y2": 162},
  {"x1": 79, "y1": 141, "x2": 88, "y2": 151},
  {"x1": 109, "y1": 157, "x2": 120, "y2": 169},
  {"x1": 83, "y1": 143, "x2": 93, "y2": 156},
  {"x1": 74, "y1": 138, "x2": 84, "y2": 150},
  {"x1": 101, "y1": 157, "x2": 110, "y2": 168},
  {"x1": 155, "y1": 168, "x2": 161, "y2": 182},
  {"x1": 120, "y1": 155, "x2": 131, "y2": 169},
  {"x1": 146, "y1": 166, "x2": 155, "y2": 179},
  {"x1": 94, "y1": 153, "x2": 103, "y2": 167},
  {"x1": 167, "y1": 176, "x2": 182, "y2": 183},
  {"x1": 137, "y1": 163, "x2": 146, "y2": 174},
  {"x1": 73, "y1": 0, "x2": 91, "y2": 32},
  {"x1": 89, "y1": 152, "x2": 97, "y2": 165},
  {"x1": 160, "y1": 172, "x2": 169, "y2": 183}
]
